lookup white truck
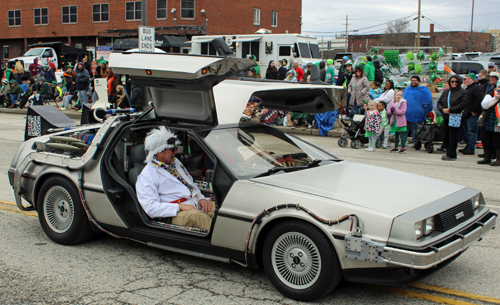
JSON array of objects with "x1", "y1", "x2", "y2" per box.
[
  {"x1": 190, "y1": 33, "x2": 322, "y2": 74},
  {"x1": 7, "y1": 42, "x2": 88, "y2": 78}
]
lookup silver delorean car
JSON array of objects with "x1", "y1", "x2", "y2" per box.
[{"x1": 9, "y1": 52, "x2": 497, "y2": 301}]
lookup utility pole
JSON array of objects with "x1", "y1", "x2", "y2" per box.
[
  {"x1": 470, "y1": 0, "x2": 475, "y2": 52},
  {"x1": 342, "y1": 15, "x2": 351, "y2": 52},
  {"x1": 417, "y1": 0, "x2": 421, "y2": 47},
  {"x1": 141, "y1": 0, "x2": 147, "y2": 26}
]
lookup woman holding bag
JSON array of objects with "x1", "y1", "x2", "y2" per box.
[{"x1": 437, "y1": 75, "x2": 468, "y2": 161}]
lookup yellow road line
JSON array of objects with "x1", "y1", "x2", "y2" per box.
[
  {"x1": 412, "y1": 283, "x2": 500, "y2": 304},
  {"x1": 377, "y1": 286, "x2": 478, "y2": 305},
  {"x1": 0, "y1": 200, "x2": 16, "y2": 206},
  {"x1": 0, "y1": 200, "x2": 37, "y2": 217}
]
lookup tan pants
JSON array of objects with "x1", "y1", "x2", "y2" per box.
[{"x1": 171, "y1": 201, "x2": 215, "y2": 231}]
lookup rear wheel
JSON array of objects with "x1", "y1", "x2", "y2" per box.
[
  {"x1": 338, "y1": 138, "x2": 348, "y2": 148},
  {"x1": 426, "y1": 143, "x2": 434, "y2": 153},
  {"x1": 414, "y1": 141, "x2": 422, "y2": 150},
  {"x1": 262, "y1": 221, "x2": 342, "y2": 301},
  {"x1": 376, "y1": 139, "x2": 383, "y2": 148},
  {"x1": 37, "y1": 176, "x2": 95, "y2": 245}
]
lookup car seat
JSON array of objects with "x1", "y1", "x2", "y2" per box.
[
  {"x1": 128, "y1": 144, "x2": 146, "y2": 188},
  {"x1": 185, "y1": 140, "x2": 204, "y2": 172}
]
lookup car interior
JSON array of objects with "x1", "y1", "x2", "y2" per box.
[{"x1": 103, "y1": 124, "x2": 221, "y2": 236}]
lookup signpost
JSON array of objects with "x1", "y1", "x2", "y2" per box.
[{"x1": 139, "y1": 26, "x2": 155, "y2": 53}]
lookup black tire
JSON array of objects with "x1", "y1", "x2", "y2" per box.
[
  {"x1": 338, "y1": 138, "x2": 348, "y2": 148},
  {"x1": 414, "y1": 141, "x2": 422, "y2": 150},
  {"x1": 262, "y1": 221, "x2": 342, "y2": 301},
  {"x1": 375, "y1": 139, "x2": 383, "y2": 148},
  {"x1": 426, "y1": 144, "x2": 434, "y2": 154},
  {"x1": 351, "y1": 139, "x2": 361, "y2": 149},
  {"x1": 37, "y1": 176, "x2": 95, "y2": 245}
]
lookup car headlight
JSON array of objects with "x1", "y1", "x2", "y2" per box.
[
  {"x1": 425, "y1": 217, "x2": 435, "y2": 235},
  {"x1": 414, "y1": 221, "x2": 424, "y2": 239},
  {"x1": 415, "y1": 217, "x2": 435, "y2": 239},
  {"x1": 472, "y1": 194, "x2": 481, "y2": 209}
]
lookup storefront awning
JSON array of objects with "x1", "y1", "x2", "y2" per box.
[{"x1": 113, "y1": 36, "x2": 190, "y2": 50}]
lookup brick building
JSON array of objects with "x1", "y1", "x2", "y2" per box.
[
  {"x1": 1, "y1": 0, "x2": 301, "y2": 64},
  {"x1": 348, "y1": 24, "x2": 493, "y2": 53}
]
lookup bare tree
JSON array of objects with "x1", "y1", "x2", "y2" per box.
[{"x1": 382, "y1": 19, "x2": 414, "y2": 46}]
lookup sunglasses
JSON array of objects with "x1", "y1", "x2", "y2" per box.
[{"x1": 450, "y1": 80, "x2": 458, "y2": 83}]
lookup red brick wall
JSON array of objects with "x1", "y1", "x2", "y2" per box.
[
  {"x1": 348, "y1": 32, "x2": 492, "y2": 53},
  {"x1": 0, "y1": 0, "x2": 301, "y2": 39}
]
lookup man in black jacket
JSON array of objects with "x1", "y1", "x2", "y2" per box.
[
  {"x1": 460, "y1": 73, "x2": 484, "y2": 155},
  {"x1": 477, "y1": 70, "x2": 489, "y2": 94}
]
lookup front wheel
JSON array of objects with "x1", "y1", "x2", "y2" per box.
[
  {"x1": 338, "y1": 138, "x2": 348, "y2": 148},
  {"x1": 37, "y1": 176, "x2": 95, "y2": 245},
  {"x1": 262, "y1": 221, "x2": 342, "y2": 301},
  {"x1": 351, "y1": 139, "x2": 361, "y2": 149},
  {"x1": 414, "y1": 141, "x2": 422, "y2": 150}
]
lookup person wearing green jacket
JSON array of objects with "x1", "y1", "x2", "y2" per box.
[
  {"x1": 35, "y1": 77, "x2": 51, "y2": 105},
  {"x1": 325, "y1": 59, "x2": 335, "y2": 84},
  {"x1": 5, "y1": 79, "x2": 24, "y2": 108},
  {"x1": 364, "y1": 56, "x2": 375, "y2": 82}
]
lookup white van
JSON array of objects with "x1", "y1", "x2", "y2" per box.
[{"x1": 190, "y1": 34, "x2": 322, "y2": 74}]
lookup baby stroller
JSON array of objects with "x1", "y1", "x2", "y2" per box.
[{"x1": 413, "y1": 121, "x2": 444, "y2": 153}]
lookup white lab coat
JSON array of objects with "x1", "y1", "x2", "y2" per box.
[{"x1": 136, "y1": 159, "x2": 206, "y2": 219}]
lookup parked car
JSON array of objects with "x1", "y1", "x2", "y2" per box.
[{"x1": 9, "y1": 52, "x2": 497, "y2": 302}]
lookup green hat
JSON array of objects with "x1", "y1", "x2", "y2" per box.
[
  {"x1": 51, "y1": 80, "x2": 57, "y2": 84},
  {"x1": 66, "y1": 63, "x2": 74, "y2": 68},
  {"x1": 465, "y1": 73, "x2": 476, "y2": 80},
  {"x1": 44, "y1": 65, "x2": 49, "y2": 69},
  {"x1": 327, "y1": 59, "x2": 334, "y2": 65},
  {"x1": 249, "y1": 68, "x2": 257, "y2": 74},
  {"x1": 9, "y1": 79, "x2": 17, "y2": 84}
]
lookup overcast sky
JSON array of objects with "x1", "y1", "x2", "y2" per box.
[{"x1": 301, "y1": 0, "x2": 498, "y2": 38}]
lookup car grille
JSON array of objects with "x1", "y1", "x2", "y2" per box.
[{"x1": 435, "y1": 199, "x2": 474, "y2": 232}]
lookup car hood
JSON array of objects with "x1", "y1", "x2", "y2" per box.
[
  {"x1": 250, "y1": 161, "x2": 464, "y2": 217},
  {"x1": 8, "y1": 56, "x2": 37, "y2": 63}
]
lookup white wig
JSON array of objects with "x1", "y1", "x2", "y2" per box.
[{"x1": 144, "y1": 126, "x2": 181, "y2": 163}]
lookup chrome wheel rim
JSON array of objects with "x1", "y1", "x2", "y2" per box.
[
  {"x1": 43, "y1": 186, "x2": 75, "y2": 233},
  {"x1": 271, "y1": 232, "x2": 321, "y2": 289}
]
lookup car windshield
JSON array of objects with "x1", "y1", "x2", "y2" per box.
[
  {"x1": 200, "y1": 126, "x2": 337, "y2": 179},
  {"x1": 24, "y1": 49, "x2": 44, "y2": 56}
]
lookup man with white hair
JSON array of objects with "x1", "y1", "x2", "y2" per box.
[{"x1": 136, "y1": 126, "x2": 214, "y2": 231}]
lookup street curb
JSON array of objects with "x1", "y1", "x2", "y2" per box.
[{"x1": 0, "y1": 107, "x2": 345, "y2": 138}]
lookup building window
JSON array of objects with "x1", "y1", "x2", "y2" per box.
[
  {"x1": 126, "y1": 1, "x2": 141, "y2": 20},
  {"x1": 3, "y1": 46, "x2": 9, "y2": 59},
  {"x1": 181, "y1": 0, "x2": 194, "y2": 19},
  {"x1": 93, "y1": 4, "x2": 109, "y2": 22},
  {"x1": 34, "y1": 8, "x2": 48, "y2": 25},
  {"x1": 157, "y1": 0, "x2": 167, "y2": 19},
  {"x1": 253, "y1": 8, "x2": 260, "y2": 25},
  {"x1": 8, "y1": 10, "x2": 21, "y2": 27},
  {"x1": 272, "y1": 11, "x2": 278, "y2": 27},
  {"x1": 62, "y1": 6, "x2": 78, "y2": 24}
]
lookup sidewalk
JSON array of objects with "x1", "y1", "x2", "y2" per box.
[{"x1": 0, "y1": 101, "x2": 82, "y2": 120}]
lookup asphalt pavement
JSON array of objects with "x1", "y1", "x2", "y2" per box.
[{"x1": 0, "y1": 112, "x2": 499, "y2": 305}]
